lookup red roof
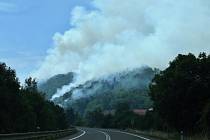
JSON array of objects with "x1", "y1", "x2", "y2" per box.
[
  {"x1": 133, "y1": 109, "x2": 147, "y2": 116},
  {"x1": 103, "y1": 109, "x2": 147, "y2": 116},
  {"x1": 103, "y1": 110, "x2": 115, "y2": 115}
]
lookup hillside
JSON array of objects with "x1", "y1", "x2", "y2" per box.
[
  {"x1": 38, "y1": 72, "x2": 74, "y2": 99},
  {"x1": 50, "y1": 67, "x2": 157, "y2": 115}
]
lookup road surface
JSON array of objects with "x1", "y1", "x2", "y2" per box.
[{"x1": 59, "y1": 127, "x2": 151, "y2": 140}]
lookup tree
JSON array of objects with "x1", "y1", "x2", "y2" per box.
[
  {"x1": 0, "y1": 62, "x2": 68, "y2": 133},
  {"x1": 0, "y1": 63, "x2": 23, "y2": 133},
  {"x1": 24, "y1": 77, "x2": 38, "y2": 92},
  {"x1": 200, "y1": 101, "x2": 210, "y2": 134},
  {"x1": 22, "y1": 78, "x2": 68, "y2": 131},
  {"x1": 66, "y1": 108, "x2": 76, "y2": 126},
  {"x1": 85, "y1": 108, "x2": 104, "y2": 127},
  {"x1": 113, "y1": 102, "x2": 133, "y2": 129},
  {"x1": 149, "y1": 53, "x2": 210, "y2": 133},
  {"x1": 102, "y1": 114, "x2": 114, "y2": 128}
]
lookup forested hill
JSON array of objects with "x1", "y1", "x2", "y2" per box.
[
  {"x1": 45, "y1": 67, "x2": 157, "y2": 115},
  {"x1": 38, "y1": 72, "x2": 74, "y2": 100}
]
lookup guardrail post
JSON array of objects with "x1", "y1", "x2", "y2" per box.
[{"x1": 180, "y1": 131, "x2": 184, "y2": 140}]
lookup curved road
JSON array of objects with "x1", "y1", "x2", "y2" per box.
[{"x1": 59, "y1": 128, "x2": 151, "y2": 140}]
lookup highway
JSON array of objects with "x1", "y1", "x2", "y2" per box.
[{"x1": 59, "y1": 127, "x2": 151, "y2": 140}]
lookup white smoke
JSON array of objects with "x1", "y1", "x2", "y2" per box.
[{"x1": 33, "y1": 0, "x2": 210, "y2": 98}]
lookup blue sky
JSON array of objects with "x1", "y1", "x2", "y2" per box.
[{"x1": 0, "y1": 0, "x2": 89, "y2": 81}]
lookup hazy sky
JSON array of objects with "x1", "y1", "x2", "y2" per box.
[{"x1": 0, "y1": 0, "x2": 89, "y2": 81}]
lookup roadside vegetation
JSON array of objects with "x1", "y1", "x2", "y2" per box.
[
  {"x1": 148, "y1": 52, "x2": 210, "y2": 139},
  {"x1": 0, "y1": 63, "x2": 68, "y2": 133}
]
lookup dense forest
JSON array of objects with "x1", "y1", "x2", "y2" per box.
[
  {"x1": 0, "y1": 63, "x2": 68, "y2": 133},
  {"x1": 68, "y1": 89, "x2": 152, "y2": 116},
  {"x1": 149, "y1": 53, "x2": 210, "y2": 135}
]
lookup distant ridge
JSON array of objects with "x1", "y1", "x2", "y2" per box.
[
  {"x1": 38, "y1": 72, "x2": 74, "y2": 99},
  {"x1": 38, "y1": 66, "x2": 157, "y2": 115}
]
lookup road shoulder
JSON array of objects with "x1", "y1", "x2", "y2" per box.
[{"x1": 58, "y1": 129, "x2": 85, "y2": 140}]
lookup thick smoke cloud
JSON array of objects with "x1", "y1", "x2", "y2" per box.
[{"x1": 33, "y1": 0, "x2": 210, "y2": 98}]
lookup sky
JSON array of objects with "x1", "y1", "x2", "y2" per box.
[{"x1": 0, "y1": 0, "x2": 89, "y2": 82}]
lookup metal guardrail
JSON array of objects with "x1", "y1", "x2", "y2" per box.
[{"x1": 0, "y1": 128, "x2": 77, "y2": 140}]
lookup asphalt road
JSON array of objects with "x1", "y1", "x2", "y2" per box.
[{"x1": 59, "y1": 127, "x2": 151, "y2": 140}]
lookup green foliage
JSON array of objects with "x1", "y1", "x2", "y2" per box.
[
  {"x1": 71, "y1": 90, "x2": 152, "y2": 116},
  {"x1": 136, "y1": 111, "x2": 166, "y2": 131},
  {"x1": 200, "y1": 101, "x2": 210, "y2": 133},
  {"x1": 85, "y1": 108, "x2": 104, "y2": 127},
  {"x1": 76, "y1": 102, "x2": 151, "y2": 130},
  {"x1": 0, "y1": 63, "x2": 23, "y2": 133},
  {"x1": 101, "y1": 114, "x2": 115, "y2": 128},
  {"x1": 65, "y1": 108, "x2": 76, "y2": 126},
  {"x1": 0, "y1": 63, "x2": 68, "y2": 133},
  {"x1": 149, "y1": 53, "x2": 210, "y2": 133},
  {"x1": 113, "y1": 102, "x2": 133, "y2": 129}
]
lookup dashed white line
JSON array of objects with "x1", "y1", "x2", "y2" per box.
[
  {"x1": 69, "y1": 129, "x2": 86, "y2": 140},
  {"x1": 108, "y1": 130, "x2": 151, "y2": 140},
  {"x1": 96, "y1": 130, "x2": 111, "y2": 140}
]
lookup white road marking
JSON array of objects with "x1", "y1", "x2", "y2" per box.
[
  {"x1": 69, "y1": 129, "x2": 86, "y2": 140},
  {"x1": 96, "y1": 130, "x2": 111, "y2": 140},
  {"x1": 108, "y1": 130, "x2": 151, "y2": 140}
]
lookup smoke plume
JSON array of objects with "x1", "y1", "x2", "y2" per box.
[{"x1": 33, "y1": 0, "x2": 210, "y2": 98}]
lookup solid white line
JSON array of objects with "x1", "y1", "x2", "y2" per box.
[
  {"x1": 96, "y1": 130, "x2": 111, "y2": 140},
  {"x1": 108, "y1": 130, "x2": 151, "y2": 140},
  {"x1": 68, "y1": 129, "x2": 86, "y2": 140}
]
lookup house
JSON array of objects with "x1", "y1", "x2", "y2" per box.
[
  {"x1": 103, "y1": 109, "x2": 148, "y2": 116},
  {"x1": 133, "y1": 109, "x2": 147, "y2": 116}
]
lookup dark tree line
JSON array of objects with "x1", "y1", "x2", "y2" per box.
[
  {"x1": 149, "y1": 53, "x2": 210, "y2": 135},
  {"x1": 0, "y1": 63, "x2": 68, "y2": 134},
  {"x1": 66, "y1": 102, "x2": 147, "y2": 129}
]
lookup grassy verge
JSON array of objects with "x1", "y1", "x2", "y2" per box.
[{"x1": 125, "y1": 129, "x2": 179, "y2": 140}]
